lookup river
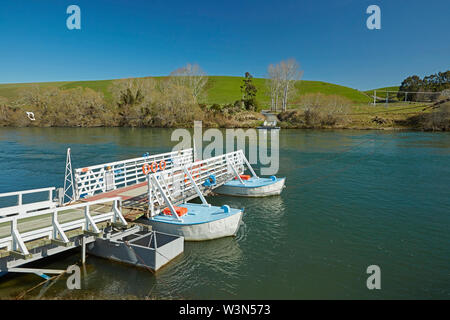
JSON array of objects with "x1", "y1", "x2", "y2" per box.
[{"x1": 0, "y1": 127, "x2": 449, "y2": 299}]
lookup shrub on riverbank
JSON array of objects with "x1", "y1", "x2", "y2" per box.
[
  {"x1": 0, "y1": 86, "x2": 111, "y2": 127},
  {"x1": 277, "y1": 93, "x2": 351, "y2": 127},
  {"x1": 0, "y1": 80, "x2": 263, "y2": 128}
]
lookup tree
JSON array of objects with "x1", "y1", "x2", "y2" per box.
[
  {"x1": 169, "y1": 63, "x2": 208, "y2": 102},
  {"x1": 279, "y1": 59, "x2": 303, "y2": 112},
  {"x1": 267, "y1": 64, "x2": 282, "y2": 111},
  {"x1": 109, "y1": 78, "x2": 156, "y2": 126},
  {"x1": 398, "y1": 70, "x2": 450, "y2": 102},
  {"x1": 267, "y1": 59, "x2": 303, "y2": 112},
  {"x1": 240, "y1": 72, "x2": 258, "y2": 111}
]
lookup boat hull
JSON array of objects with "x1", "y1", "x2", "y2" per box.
[
  {"x1": 215, "y1": 177, "x2": 285, "y2": 197},
  {"x1": 147, "y1": 210, "x2": 243, "y2": 241}
]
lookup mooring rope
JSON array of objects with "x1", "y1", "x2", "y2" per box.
[
  {"x1": 15, "y1": 272, "x2": 65, "y2": 300},
  {"x1": 123, "y1": 240, "x2": 159, "y2": 299}
]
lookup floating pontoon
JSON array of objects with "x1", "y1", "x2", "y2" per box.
[{"x1": 0, "y1": 192, "x2": 183, "y2": 278}]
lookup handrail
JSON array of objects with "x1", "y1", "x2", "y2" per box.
[
  {"x1": 74, "y1": 149, "x2": 194, "y2": 199},
  {"x1": 74, "y1": 149, "x2": 193, "y2": 173},
  {"x1": 0, "y1": 187, "x2": 56, "y2": 215},
  {"x1": 146, "y1": 150, "x2": 247, "y2": 220},
  {"x1": 0, "y1": 196, "x2": 126, "y2": 254},
  {"x1": 0, "y1": 196, "x2": 122, "y2": 224},
  {"x1": 0, "y1": 187, "x2": 55, "y2": 199}
]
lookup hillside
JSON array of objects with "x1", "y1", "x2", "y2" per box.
[
  {"x1": 364, "y1": 86, "x2": 400, "y2": 99},
  {"x1": 0, "y1": 76, "x2": 371, "y2": 105}
]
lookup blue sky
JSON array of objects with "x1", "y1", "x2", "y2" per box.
[{"x1": 0, "y1": 0, "x2": 448, "y2": 90}]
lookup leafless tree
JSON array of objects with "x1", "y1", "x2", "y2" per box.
[
  {"x1": 169, "y1": 63, "x2": 208, "y2": 102},
  {"x1": 267, "y1": 64, "x2": 282, "y2": 111},
  {"x1": 279, "y1": 58, "x2": 303, "y2": 112},
  {"x1": 266, "y1": 59, "x2": 303, "y2": 112}
]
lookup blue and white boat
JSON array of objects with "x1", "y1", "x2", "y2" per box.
[
  {"x1": 215, "y1": 175, "x2": 286, "y2": 197},
  {"x1": 147, "y1": 203, "x2": 243, "y2": 241},
  {"x1": 143, "y1": 152, "x2": 247, "y2": 241}
]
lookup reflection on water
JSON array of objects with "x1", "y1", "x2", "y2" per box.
[{"x1": 0, "y1": 128, "x2": 449, "y2": 299}]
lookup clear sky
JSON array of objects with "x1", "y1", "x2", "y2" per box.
[{"x1": 0, "y1": 0, "x2": 448, "y2": 90}]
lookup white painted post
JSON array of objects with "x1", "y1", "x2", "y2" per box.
[
  {"x1": 240, "y1": 151, "x2": 258, "y2": 178},
  {"x1": 147, "y1": 174, "x2": 153, "y2": 217},
  {"x1": 227, "y1": 156, "x2": 245, "y2": 185},
  {"x1": 81, "y1": 236, "x2": 86, "y2": 264},
  {"x1": 85, "y1": 205, "x2": 100, "y2": 233},
  {"x1": 151, "y1": 175, "x2": 182, "y2": 221},
  {"x1": 11, "y1": 218, "x2": 29, "y2": 255},
  {"x1": 183, "y1": 167, "x2": 208, "y2": 205},
  {"x1": 113, "y1": 199, "x2": 127, "y2": 226}
]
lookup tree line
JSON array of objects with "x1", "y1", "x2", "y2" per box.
[
  {"x1": 397, "y1": 70, "x2": 450, "y2": 101},
  {"x1": 0, "y1": 58, "x2": 305, "y2": 127}
]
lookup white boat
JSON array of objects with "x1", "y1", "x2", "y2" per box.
[
  {"x1": 142, "y1": 152, "x2": 249, "y2": 241},
  {"x1": 146, "y1": 203, "x2": 243, "y2": 241},
  {"x1": 215, "y1": 176, "x2": 286, "y2": 197}
]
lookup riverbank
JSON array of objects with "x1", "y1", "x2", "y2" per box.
[{"x1": 2, "y1": 104, "x2": 448, "y2": 131}]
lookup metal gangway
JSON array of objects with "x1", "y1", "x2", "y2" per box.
[
  {"x1": 72, "y1": 148, "x2": 194, "y2": 201},
  {"x1": 0, "y1": 187, "x2": 57, "y2": 218},
  {"x1": 145, "y1": 150, "x2": 257, "y2": 219},
  {"x1": 70, "y1": 148, "x2": 258, "y2": 220},
  {"x1": 0, "y1": 196, "x2": 128, "y2": 276}
]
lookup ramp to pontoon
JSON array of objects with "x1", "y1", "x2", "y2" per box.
[
  {"x1": 78, "y1": 150, "x2": 253, "y2": 220},
  {"x1": 0, "y1": 195, "x2": 183, "y2": 276}
]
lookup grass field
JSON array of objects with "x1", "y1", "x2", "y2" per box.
[
  {"x1": 364, "y1": 86, "x2": 400, "y2": 100},
  {"x1": 0, "y1": 76, "x2": 372, "y2": 106}
]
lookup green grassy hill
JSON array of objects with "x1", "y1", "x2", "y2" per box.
[
  {"x1": 364, "y1": 86, "x2": 400, "y2": 99},
  {"x1": 0, "y1": 76, "x2": 372, "y2": 105}
]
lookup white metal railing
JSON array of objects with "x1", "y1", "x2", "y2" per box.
[
  {"x1": 0, "y1": 187, "x2": 56, "y2": 217},
  {"x1": 146, "y1": 150, "x2": 252, "y2": 220},
  {"x1": 0, "y1": 197, "x2": 126, "y2": 255},
  {"x1": 74, "y1": 149, "x2": 194, "y2": 199}
]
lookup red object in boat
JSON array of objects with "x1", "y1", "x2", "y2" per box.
[
  {"x1": 162, "y1": 206, "x2": 188, "y2": 216},
  {"x1": 234, "y1": 174, "x2": 251, "y2": 180}
]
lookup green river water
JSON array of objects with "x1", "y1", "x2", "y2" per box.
[{"x1": 0, "y1": 127, "x2": 449, "y2": 299}]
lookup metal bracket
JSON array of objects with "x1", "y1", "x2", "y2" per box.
[
  {"x1": 151, "y1": 175, "x2": 182, "y2": 221},
  {"x1": 84, "y1": 206, "x2": 100, "y2": 234},
  {"x1": 183, "y1": 166, "x2": 208, "y2": 205}
]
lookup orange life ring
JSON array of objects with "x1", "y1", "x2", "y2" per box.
[
  {"x1": 142, "y1": 163, "x2": 151, "y2": 175},
  {"x1": 159, "y1": 160, "x2": 166, "y2": 171},
  {"x1": 151, "y1": 161, "x2": 158, "y2": 173}
]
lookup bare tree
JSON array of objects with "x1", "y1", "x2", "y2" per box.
[
  {"x1": 279, "y1": 58, "x2": 303, "y2": 112},
  {"x1": 266, "y1": 59, "x2": 302, "y2": 112},
  {"x1": 169, "y1": 63, "x2": 208, "y2": 102},
  {"x1": 267, "y1": 64, "x2": 282, "y2": 112}
]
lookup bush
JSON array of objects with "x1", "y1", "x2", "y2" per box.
[{"x1": 299, "y1": 93, "x2": 351, "y2": 126}]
